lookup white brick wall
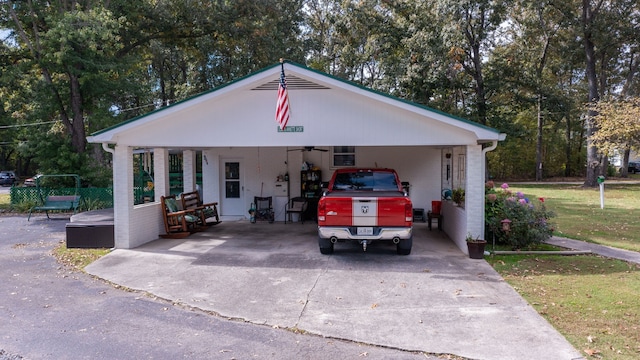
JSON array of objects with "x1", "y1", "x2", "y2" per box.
[
  {"x1": 113, "y1": 145, "x2": 133, "y2": 249},
  {"x1": 465, "y1": 145, "x2": 484, "y2": 240},
  {"x1": 114, "y1": 145, "x2": 164, "y2": 249},
  {"x1": 441, "y1": 200, "x2": 468, "y2": 254},
  {"x1": 129, "y1": 203, "x2": 164, "y2": 248},
  {"x1": 440, "y1": 144, "x2": 485, "y2": 255}
]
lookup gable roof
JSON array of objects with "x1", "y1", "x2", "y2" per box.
[{"x1": 88, "y1": 61, "x2": 505, "y2": 148}]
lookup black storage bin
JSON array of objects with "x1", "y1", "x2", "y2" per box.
[{"x1": 66, "y1": 222, "x2": 114, "y2": 248}]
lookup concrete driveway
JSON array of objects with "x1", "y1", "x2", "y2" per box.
[{"x1": 86, "y1": 221, "x2": 583, "y2": 360}]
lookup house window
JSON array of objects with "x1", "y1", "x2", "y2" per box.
[{"x1": 333, "y1": 146, "x2": 356, "y2": 167}]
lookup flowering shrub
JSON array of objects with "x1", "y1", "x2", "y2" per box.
[{"x1": 485, "y1": 182, "x2": 555, "y2": 250}]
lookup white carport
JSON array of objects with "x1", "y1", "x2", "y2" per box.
[{"x1": 88, "y1": 61, "x2": 505, "y2": 252}]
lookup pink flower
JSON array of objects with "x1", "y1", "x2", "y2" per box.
[
  {"x1": 487, "y1": 194, "x2": 497, "y2": 202},
  {"x1": 501, "y1": 183, "x2": 509, "y2": 190},
  {"x1": 518, "y1": 199, "x2": 527, "y2": 205}
]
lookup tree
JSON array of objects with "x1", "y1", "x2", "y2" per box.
[
  {"x1": 575, "y1": 0, "x2": 639, "y2": 185},
  {"x1": 589, "y1": 98, "x2": 640, "y2": 163},
  {"x1": 1, "y1": 0, "x2": 306, "y2": 180},
  {"x1": 4, "y1": 2, "x2": 129, "y2": 153},
  {"x1": 435, "y1": 0, "x2": 507, "y2": 125}
]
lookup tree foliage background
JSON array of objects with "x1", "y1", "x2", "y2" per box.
[{"x1": 1, "y1": 0, "x2": 639, "y2": 186}]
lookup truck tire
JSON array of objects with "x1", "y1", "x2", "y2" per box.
[
  {"x1": 396, "y1": 236, "x2": 412, "y2": 255},
  {"x1": 318, "y1": 237, "x2": 334, "y2": 254}
]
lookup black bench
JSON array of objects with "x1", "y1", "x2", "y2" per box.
[{"x1": 28, "y1": 195, "x2": 81, "y2": 221}]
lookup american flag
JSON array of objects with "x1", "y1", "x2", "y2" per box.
[{"x1": 275, "y1": 64, "x2": 290, "y2": 130}]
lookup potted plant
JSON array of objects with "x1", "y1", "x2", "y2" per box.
[
  {"x1": 452, "y1": 188, "x2": 465, "y2": 206},
  {"x1": 466, "y1": 233, "x2": 487, "y2": 259}
]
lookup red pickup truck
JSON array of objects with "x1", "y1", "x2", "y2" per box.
[{"x1": 317, "y1": 168, "x2": 413, "y2": 255}]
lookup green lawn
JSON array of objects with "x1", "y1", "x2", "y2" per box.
[
  {"x1": 508, "y1": 182, "x2": 640, "y2": 252},
  {"x1": 489, "y1": 181, "x2": 640, "y2": 359},
  {"x1": 0, "y1": 193, "x2": 10, "y2": 210}
]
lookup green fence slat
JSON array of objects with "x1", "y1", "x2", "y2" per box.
[{"x1": 10, "y1": 187, "x2": 114, "y2": 211}]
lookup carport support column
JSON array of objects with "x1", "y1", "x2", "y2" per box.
[
  {"x1": 113, "y1": 145, "x2": 134, "y2": 249},
  {"x1": 183, "y1": 149, "x2": 196, "y2": 193},
  {"x1": 153, "y1": 148, "x2": 169, "y2": 200},
  {"x1": 465, "y1": 145, "x2": 484, "y2": 240},
  {"x1": 202, "y1": 149, "x2": 220, "y2": 204}
]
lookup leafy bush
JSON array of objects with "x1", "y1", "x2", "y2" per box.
[{"x1": 485, "y1": 181, "x2": 555, "y2": 250}]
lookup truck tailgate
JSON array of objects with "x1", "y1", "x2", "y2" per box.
[{"x1": 321, "y1": 192, "x2": 409, "y2": 227}]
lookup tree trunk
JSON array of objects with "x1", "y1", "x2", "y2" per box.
[
  {"x1": 565, "y1": 116, "x2": 572, "y2": 177},
  {"x1": 470, "y1": 42, "x2": 487, "y2": 125},
  {"x1": 621, "y1": 147, "x2": 630, "y2": 177},
  {"x1": 536, "y1": 95, "x2": 543, "y2": 181},
  {"x1": 69, "y1": 73, "x2": 87, "y2": 153},
  {"x1": 582, "y1": 0, "x2": 600, "y2": 187}
]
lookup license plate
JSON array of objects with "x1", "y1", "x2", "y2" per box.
[{"x1": 357, "y1": 227, "x2": 374, "y2": 236}]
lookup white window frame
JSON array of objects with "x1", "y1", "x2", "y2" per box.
[{"x1": 331, "y1": 146, "x2": 356, "y2": 168}]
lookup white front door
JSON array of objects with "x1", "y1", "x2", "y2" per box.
[{"x1": 221, "y1": 159, "x2": 245, "y2": 217}]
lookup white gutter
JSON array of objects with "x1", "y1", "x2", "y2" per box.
[
  {"x1": 480, "y1": 137, "x2": 503, "y2": 240},
  {"x1": 102, "y1": 143, "x2": 115, "y2": 154}
]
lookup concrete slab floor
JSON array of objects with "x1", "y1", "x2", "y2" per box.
[{"x1": 86, "y1": 221, "x2": 584, "y2": 360}]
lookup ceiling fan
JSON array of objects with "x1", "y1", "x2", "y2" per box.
[{"x1": 287, "y1": 146, "x2": 328, "y2": 152}]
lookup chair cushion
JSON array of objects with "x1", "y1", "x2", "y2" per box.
[
  {"x1": 165, "y1": 198, "x2": 179, "y2": 212},
  {"x1": 183, "y1": 214, "x2": 198, "y2": 223},
  {"x1": 202, "y1": 207, "x2": 216, "y2": 217}
]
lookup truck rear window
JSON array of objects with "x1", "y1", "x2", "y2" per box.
[{"x1": 333, "y1": 171, "x2": 398, "y2": 191}]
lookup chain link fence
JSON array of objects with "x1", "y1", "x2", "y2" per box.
[{"x1": 10, "y1": 187, "x2": 114, "y2": 212}]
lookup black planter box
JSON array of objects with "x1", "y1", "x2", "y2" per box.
[
  {"x1": 467, "y1": 241, "x2": 487, "y2": 259},
  {"x1": 66, "y1": 222, "x2": 114, "y2": 248}
]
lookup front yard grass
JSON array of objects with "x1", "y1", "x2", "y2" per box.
[
  {"x1": 488, "y1": 254, "x2": 640, "y2": 359},
  {"x1": 489, "y1": 182, "x2": 640, "y2": 359},
  {"x1": 0, "y1": 193, "x2": 10, "y2": 211},
  {"x1": 509, "y1": 183, "x2": 640, "y2": 252}
]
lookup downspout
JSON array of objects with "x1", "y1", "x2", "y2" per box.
[
  {"x1": 102, "y1": 143, "x2": 115, "y2": 154},
  {"x1": 480, "y1": 137, "x2": 503, "y2": 240},
  {"x1": 481, "y1": 134, "x2": 506, "y2": 179},
  {"x1": 482, "y1": 140, "x2": 498, "y2": 157}
]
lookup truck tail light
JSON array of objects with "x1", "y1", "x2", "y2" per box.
[
  {"x1": 405, "y1": 201, "x2": 413, "y2": 223},
  {"x1": 317, "y1": 200, "x2": 326, "y2": 222}
]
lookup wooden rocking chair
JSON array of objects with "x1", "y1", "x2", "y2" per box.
[
  {"x1": 180, "y1": 190, "x2": 220, "y2": 226},
  {"x1": 160, "y1": 195, "x2": 200, "y2": 238}
]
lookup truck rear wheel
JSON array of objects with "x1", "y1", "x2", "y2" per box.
[
  {"x1": 396, "y1": 236, "x2": 412, "y2": 255},
  {"x1": 318, "y1": 237, "x2": 334, "y2": 254}
]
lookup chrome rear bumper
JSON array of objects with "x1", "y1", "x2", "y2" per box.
[{"x1": 318, "y1": 226, "x2": 412, "y2": 240}]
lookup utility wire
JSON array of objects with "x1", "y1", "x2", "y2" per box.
[{"x1": 0, "y1": 121, "x2": 57, "y2": 129}]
